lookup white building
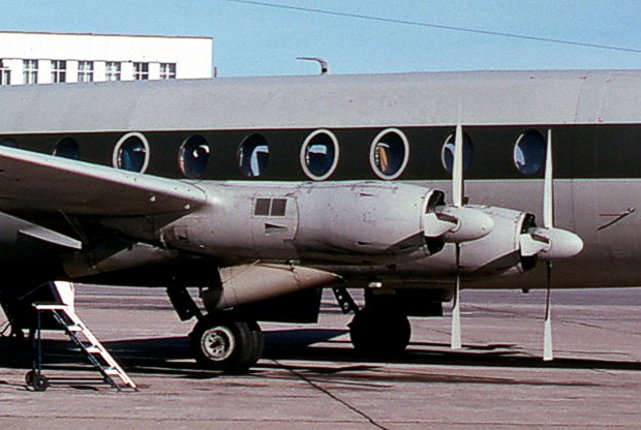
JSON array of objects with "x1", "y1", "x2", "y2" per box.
[{"x1": 0, "y1": 31, "x2": 213, "y2": 86}]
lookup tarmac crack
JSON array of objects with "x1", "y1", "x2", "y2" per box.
[{"x1": 274, "y1": 360, "x2": 391, "y2": 430}]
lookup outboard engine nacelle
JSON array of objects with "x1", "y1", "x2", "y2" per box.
[
  {"x1": 457, "y1": 206, "x2": 533, "y2": 275},
  {"x1": 457, "y1": 207, "x2": 583, "y2": 276}
]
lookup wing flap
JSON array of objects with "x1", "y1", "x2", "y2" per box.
[{"x1": 0, "y1": 146, "x2": 207, "y2": 216}]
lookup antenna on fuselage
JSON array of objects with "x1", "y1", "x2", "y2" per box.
[{"x1": 297, "y1": 57, "x2": 329, "y2": 75}]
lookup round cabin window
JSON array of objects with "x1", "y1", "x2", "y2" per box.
[
  {"x1": 53, "y1": 137, "x2": 80, "y2": 159},
  {"x1": 300, "y1": 129, "x2": 339, "y2": 180},
  {"x1": 239, "y1": 134, "x2": 269, "y2": 178},
  {"x1": 514, "y1": 130, "x2": 545, "y2": 175},
  {"x1": 179, "y1": 135, "x2": 210, "y2": 179},
  {"x1": 113, "y1": 132, "x2": 150, "y2": 173},
  {"x1": 369, "y1": 128, "x2": 409, "y2": 180},
  {"x1": 441, "y1": 132, "x2": 474, "y2": 174},
  {"x1": 0, "y1": 138, "x2": 18, "y2": 148}
]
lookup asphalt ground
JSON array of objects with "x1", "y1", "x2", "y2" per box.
[{"x1": 1, "y1": 286, "x2": 641, "y2": 429}]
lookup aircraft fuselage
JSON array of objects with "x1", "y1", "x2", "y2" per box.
[{"x1": 0, "y1": 70, "x2": 640, "y2": 290}]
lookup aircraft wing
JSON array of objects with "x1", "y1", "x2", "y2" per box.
[{"x1": 0, "y1": 146, "x2": 208, "y2": 216}]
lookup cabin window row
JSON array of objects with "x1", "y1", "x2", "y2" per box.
[{"x1": 0, "y1": 128, "x2": 547, "y2": 179}]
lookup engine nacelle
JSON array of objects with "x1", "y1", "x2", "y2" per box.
[
  {"x1": 455, "y1": 206, "x2": 582, "y2": 276},
  {"x1": 160, "y1": 181, "x2": 447, "y2": 265},
  {"x1": 294, "y1": 182, "x2": 439, "y2": 261},
  {"x1": 457, "y1": 206, "x2": 533, "y2": 275}
]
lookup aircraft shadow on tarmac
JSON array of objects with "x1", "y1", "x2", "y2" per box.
[{"x1": 1, "y1": 327, "x2": 640, "y2": 381}]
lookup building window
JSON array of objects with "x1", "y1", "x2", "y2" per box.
[
  {"x1": 0, "y1": 68, "x2": 9, "y2": 86},
  {"x1": 105, "y1": 62, "x2": 121, "y2": 81},
  {"x1": 23, "y1": 59, "x2": 38, "y2": 85},
  {"x1": 160, "y1": 63, "x2": 176, "y2": 79},
  {"x1": 51, "y1": 60, "x2": 66, "y2": 83},
  {"x1": 134, "y1": 62, "x2": 149, "y2": 80},
  {"x1": 78, "y1": 61, "x2": 94, "y2": 82}
]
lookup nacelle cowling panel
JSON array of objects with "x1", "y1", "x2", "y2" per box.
[{"x1": 294, "y1": 182, "x2": 437, "y2": 261}]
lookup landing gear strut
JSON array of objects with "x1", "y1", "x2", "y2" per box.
[{"x1": 189, "y1": 313, "x2": 264, "y2": 372}]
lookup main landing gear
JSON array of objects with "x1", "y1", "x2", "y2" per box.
[
  {"x1": 349, "y1": 306, "x2": 411, "y2": 355},
  {"x1": 189, "y1": 313, "x2": 264, "y2": 372},
  {"x1": 333, "y1": 287, "x2": 412, "y2": 355},
  {"x1": 166, "y1": 286, "x2": 264, "y2": 372}
]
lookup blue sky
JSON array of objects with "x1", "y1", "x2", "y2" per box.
[{"x1": 4, "y1": 0, "x2": 641, "y2": 76}]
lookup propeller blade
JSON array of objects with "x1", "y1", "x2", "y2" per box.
[
  {"x1": 543, "y1": 129, "x2": 554, "y2": 229},
  {"x1": 423, "y1": 213, "x2": 457, "y2": 238},
  {"x1": 450, "y1": 124, "x2": 465, "y2": 350},
  {"x1": 541, "y1": 132, "x2": 555, "y2": 361},
  {"x1": 453, "y1": 124, "x2": 464, "y2": 208},
  {"x1": 543, "y1": 262, "x2": 554, "y2": 361},
  {"x1": 518, "y1": 232, "x2": 548, "y2": 257},
  {"x1": 451, "y1": 244, "x2": 462, "y2": 350},
  {"x1": 424, "y1": 124, "x2": 492, "y2": 245},
  {"x1": 518, "y1": 130, "x2": 583, "y2": 261}
]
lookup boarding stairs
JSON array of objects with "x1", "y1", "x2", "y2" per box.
[{"x1": 27, "y1": 282, "x2": 137, "y2": 391}]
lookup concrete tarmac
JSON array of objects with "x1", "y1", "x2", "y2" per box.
[{"x1": 1, "y1": 286, "x2": 641, "y2": 429}]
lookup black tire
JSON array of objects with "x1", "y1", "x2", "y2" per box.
[
  {"x1": 244, "y1": 321, "x2": 264, "y2": 368},
  {"x1": 189, "y1": 314, "x2": 256, "y2": 372},
  {"x1": 32, "y1": 374, "x2": 49, "y2": 392},
  {"x1": 25, "y1": 370, "x2": 36, "y2": 387},
  {"x1": 349, "y1": 307, "x2": 411, "y2": 355}
]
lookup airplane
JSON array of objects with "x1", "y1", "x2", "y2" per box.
[{"x1": 0, "y1": 68, "x2": 636, "y2": 371}]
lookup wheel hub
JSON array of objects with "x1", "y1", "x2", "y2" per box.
[{"x1": 201, "y1": 326, "x2": 235, "y2": 361}]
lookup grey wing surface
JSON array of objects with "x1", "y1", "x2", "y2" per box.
[{"x1": 0, "y1": 146, "x2": 207, "y2": 216}]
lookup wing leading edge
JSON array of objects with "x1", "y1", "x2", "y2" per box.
[{"x1": 0, "y1": 146, "x2": 208, "y2": 216}]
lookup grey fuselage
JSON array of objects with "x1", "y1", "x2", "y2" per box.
[{"x1": 1, "y1": 69, "x2": 641, "y2": 289}]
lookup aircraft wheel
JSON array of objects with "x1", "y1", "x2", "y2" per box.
[
  {"x1": 349, "y1": 307, "x2": 411, "y2": 355},
  {"x1": 190, "y1": 314, "x2": 262, "y2": 372},
  {"x1": 31, "y1": 374, "x2": 49, "y2": 392}
]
